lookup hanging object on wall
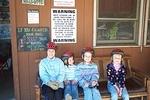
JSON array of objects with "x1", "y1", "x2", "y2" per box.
[
  {"x1": 54, "y1": 0, "x2": 75, "y2": 7},
  {"x1": 51, "y1": 8, "x2": 77, "y2": 43},
  {"x1": 22, "y1": 0, "x2": 45, "y2": 5},
  {"x1": 17, "y1": 27, "x2": 49, "y2": 51},
  {"x1": 27, "y1": 10, "x2": 39, "y2": 24},
  {"x1": 0, "y1": 0, "x2": 10, "y2": 24}
]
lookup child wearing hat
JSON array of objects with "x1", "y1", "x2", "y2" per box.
[
  {"x1": 76, "y1": 47, "x2": 102, "y2": 100},
  {"x1": 39, "y1": 42, "x2": 65, "y2": 100},
  {"x1": 61, "y1": 50, "x2": 78, "y2": 100},
  {"x1": 107, "y1": 48, "x2": 129, "y2": 100}
]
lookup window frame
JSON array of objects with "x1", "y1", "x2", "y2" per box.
[
  {"x1": 93, "y1": 0, "x2": 145, "y2": 48},
  {"x1": 144, "y1": 0, "x2": 150, "y2": 46}
]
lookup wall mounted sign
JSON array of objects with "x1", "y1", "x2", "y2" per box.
[
  {"x1": 27, "y1": 10, "x2": 39, "y2": 24},
  {"x1": 54, "y1": 0, "x2": 75, "y2": 7},
  {"x1": 51, "y1": 9, "x2": 77, "y2": 43},
  {"x1": 17, "y1": 27, "x2": 49, "y2": 51},
  {"x1": 22, "y1": 0, "x2": 45, "y2": 5}
]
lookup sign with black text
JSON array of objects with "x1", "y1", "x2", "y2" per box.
[
  {"x1": 51, "y1": 9, "x2": 77, "y2": 43},
  {"x1": 28, "y1": 10, "x2": 39, "y2": 24}
]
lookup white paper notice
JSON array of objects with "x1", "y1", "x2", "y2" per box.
[
  {"x1": 22, "y1": 0, "x2": 45, "y2": 5},
  {"x1": 54, "y1": 0, "x2": 75, "y2": 7},
  {"x1": 28, "y1": 10, "x2": 39, "y2": 24},
  {"x1": 51, "y1": 9, "x2": 77, "y2": 43}
]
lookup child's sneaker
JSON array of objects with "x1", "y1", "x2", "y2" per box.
[{"x1": 65, "y1": 94, "x2": 72, "y2": 100}]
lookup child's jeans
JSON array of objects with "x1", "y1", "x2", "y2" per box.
[
  {"x1": 64, "y1": 81, "x2": 78, "y2": 100},
  {"x1": 83, "y1": 87, "x2": 102, "y2": 100},
  {"x1": 107, "y1": 81, "x2": 129, "y2": 100}
]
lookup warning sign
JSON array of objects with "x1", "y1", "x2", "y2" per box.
[{"x1": 51, "y1": 9, "x2": 77, "y2": 43}]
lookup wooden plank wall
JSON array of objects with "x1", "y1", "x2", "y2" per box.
[{"x1": 9, "y1": 0, "x2": 150, "y2": 100}]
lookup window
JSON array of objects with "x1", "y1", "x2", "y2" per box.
[
  {"x1": 144, "y1": 0, "x2": 150, "y2": 45},
  {"x1": 94, "y1": 0, "x2": 141, "y2": 47}
]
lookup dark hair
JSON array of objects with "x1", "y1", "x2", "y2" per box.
[
  {"x1": 81, "y1": 47, "x2": 95, "y2": 56},
  {"x1": 111, "y1": 48, "x2": 124, "y2": 64},
  {"x1": 111, "y1": 48, "x2": 124, "y2": 57}
]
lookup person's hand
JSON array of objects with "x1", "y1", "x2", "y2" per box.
[
  {"x1": 91, "y1": 80, "x2": 98, "y2": 87},
  {"x1": 118, "y1": 88, "x2": 123, "y2": 96},
  {"x1": 47, "y1": 81, "x2": 59, "y2": 90},
  {"x1": 71, "y1": 80, "x2": 77, "y2": 84},
  {"x1": 83, "y1": 82, "x2": 89, "y2": 88},
  {"x1": 114, "y1": 85, "x2": 120, "y2": 95}
]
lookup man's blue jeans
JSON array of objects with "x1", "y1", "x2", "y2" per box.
[
  {"x1": 107, "y1": 81, "x2": 129, "y2": 100},
  {"x1": 64, "y1": 82, "x2": 78, "y2": 100}
]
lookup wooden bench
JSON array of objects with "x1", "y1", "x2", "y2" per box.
[{"x1": 35, "y1": 56, "x2": 149, "y2": 100}]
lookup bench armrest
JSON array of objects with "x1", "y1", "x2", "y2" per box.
[
  {"x1": 34, "y1": 84, "x2": 41, "y2": 100},
  {"x1": 132, "y1": 70, "x2": 148, "y2": 88},
  {"x1": 147, "y1": 79, "x2": 150, "y2": 99},
  {"x1": 132, "y1": 68, "x2": 149, "y2": 78}
]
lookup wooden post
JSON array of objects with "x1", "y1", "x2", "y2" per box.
[{"x1": 147, "y1": 79, "x2": 150, "y2": 100}]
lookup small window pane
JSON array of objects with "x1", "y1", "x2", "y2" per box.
[
  {"x1": 149, "y1": 5, "x2": 150, "y2": 18},
  {"x1": 147, "y1": 21, "x2": 150, "y2": 45},
  {"x1": 99, "y1": 0, "x2": 137, "y2": 18},
  {"x1": 97, "y1": 21, "x2": 135, "y2": 41},
  {"x1": 146, "y1": 1, "x2": 150, "y2": 45}
]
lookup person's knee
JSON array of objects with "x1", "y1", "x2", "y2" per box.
[
  {"x1": 122, "y1": 93, "x2": 129, "y2": 100},
  {"x1": 65, "y1": 85, "x2": 70, "y2": 89},
  {"x1": 122, "y1": 89, "x2": 129, "y2": 100},
  {"x1": 83, "y1": 88, "x2": 91, "y2": 97},
  {"x1": 72, "y1": 87, "x2": 78, "y2": 93},
  {"x1": 84, "y1": 89, "x2": 91, "y2": 96},
  {"x1": 111, "y1": 93, "x2": 118, "y2": 100}
]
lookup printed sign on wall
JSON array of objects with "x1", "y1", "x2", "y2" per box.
[
  {"x1": 54, "y1": 0, "x2": 75, "y2": 7},
  {"x1": 27, "y1": 10, "x2": 39, "y2": 24},
  {"x1": 51, "y1": 9, "x2": 77, "y2": 43},
  {"x1": 22, "y1": 0, "x2": 45, "y2": 5}
]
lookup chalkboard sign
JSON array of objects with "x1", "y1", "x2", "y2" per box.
[{"x1": 17, "y1": 27, "x2": 49, "y2": 51}]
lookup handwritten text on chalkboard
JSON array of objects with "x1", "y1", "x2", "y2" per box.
[{"x1": 17, "y1": 27, "x2": 49, "y2": 51}]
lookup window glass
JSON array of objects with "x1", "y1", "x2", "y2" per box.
[
  {"x1": 99, "y1": 0, "x2": 137, "y2": 18},
  {"x1": 147, "y1": 22, "x2": 150, "y2": 45},
  {"x1": 97, "y1": 21, "x2": 135, "y2": 41},
  {"x1": 146, "y1": 1, "x2": 150, "y2": 45}
]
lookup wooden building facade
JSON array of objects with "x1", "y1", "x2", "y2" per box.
[{"x1": 8, "y1": 0, "x2": 150, "y2": 100}]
